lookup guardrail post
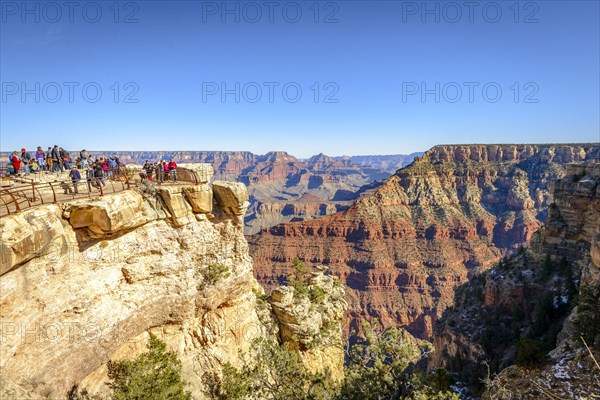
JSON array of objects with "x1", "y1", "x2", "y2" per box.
[
  {"x1": 32, "y1": 182, "x2": 36, "y2": 202},
  {"x1": 50, "y1": 182, "x2": 57, "y2": 203},
  {"x1": 7, "y1": 191, "x2": 20, "y2": 212}
]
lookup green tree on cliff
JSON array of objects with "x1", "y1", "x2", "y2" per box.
[
  {"x1": 106, "y1": 334, "x2": 191, "y2": 400},
  {"x1": 217, "y1": 338, "x2": 337, "y2": 400},
  {"x1": 338, "y1": 322, "x2": 458, "y2": 400},
  {"x1": 574, "y1": 280, "x2": 600, "y2": 350}
]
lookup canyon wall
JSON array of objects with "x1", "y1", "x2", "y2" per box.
[
  {"x1": 333, "y1": 152, "x2": 424, "y2": 171},
  {"x1": 249, "y1": 144, "x2": 599, "y2": 339},
  {"x1": 430, "y1": 163, "x2": 599, "y2": 399},
  {"x1": 0, "y1": 174, "x2": 345, "y2": 399}
]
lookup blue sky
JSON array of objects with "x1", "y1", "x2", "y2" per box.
[{"x1": 1, "y1": 0, "x2": 599, "y2": 157}]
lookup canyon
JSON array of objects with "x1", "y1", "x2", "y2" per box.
[
  {"x1": 1, "y1": 144, "x2": 598, "y2": 399},
  {"x1": 249, "y1": 144, "x2": 600, "y2": 339}
]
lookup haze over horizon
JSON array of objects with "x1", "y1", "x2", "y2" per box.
[{"x1": 1, "y1": 1, "x2": 599, "y2": 157}]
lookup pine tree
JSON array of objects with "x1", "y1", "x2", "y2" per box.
[
  {"x1": 531, "y1": 292, "x2": 552, "y2": 337},
  {"x1": 107, "y1": 334, "x2": 191, "y2": 400},
  {"x1": 574, "y1": 281, "x2": 600, "y2": 350},
  {"x1": 539, "y1": 254, "x2": 553, "y2": 280}
]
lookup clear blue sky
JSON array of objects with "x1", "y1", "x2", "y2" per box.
[{"x1": 1, "y1": 0, "x2": 599, "y2": 157}]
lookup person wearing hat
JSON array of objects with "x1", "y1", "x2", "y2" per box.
[
  {"x1": 69, "y1": 165, "x2": 82, "y2": 194},
  {"x1": 20, "y1": 148, "x2": 31, "y2": 175}
]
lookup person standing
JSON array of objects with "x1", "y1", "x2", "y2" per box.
[
  {"x1": 101, "y1": 158, "x2": 109, "y2": 178},
  {"x1": 80, "y1": 149, "x2": 89, "y2": 169},
  {"x1": 59, "y1": 147, "x2": 70, "y2": 170},
  {"x1": 168, "y1": 159, "x2": 177, "y2": 182},
  {"x1": 145, "y1": 161, "x2": 153, "y2": 182},
  {"x1": 155, "y1": 161, "x2": 164, "y2": 183},
  {"x1": 94, "y1": 163, "x2": 106, "y2": 188},
  {"x1": 108, "y1": 157, "x2": 118, "y2": 178},
  {"x1": 46, "y1": 147, "x2": 53, "y2": 171},
  {"x1": 69, "y1": 166, "x2": 81, "y2": 194},
  {"x1": 51, "y1": 145, "x2": 61, "y2": 172},
  {"x1": 163, "y1": 161, "x2": 169, "y2": 181},
  {"x1": 9, "y1": 151, "x2": 21, "y2": 175},
  {"x1": 20, "y1": 148, "x2": 31, "y2": 175},
  {"x1": 86, "y1": 165, "x2": 95, "y2": 192},
  {"x1": 35, "y1": 146, "x2": 46, "y2": 171}
]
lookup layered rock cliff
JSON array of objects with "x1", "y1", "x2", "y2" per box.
[
  {"x1": 0, "y1": 172, "x2": 345, "y2": 399},
  {"x1": 431, "y1": 163, "x2": 600, "y2": 398},
  {"x1": 249, "y1": 144, "x2": 600, "y2": 339},
  {"x1": 240, "y1": 152, "x2": 391, "y2": 234}
]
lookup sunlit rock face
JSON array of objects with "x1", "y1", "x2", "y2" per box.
[
  {"x1": 270, "y1": 269, "x2": 348, "y2": 382},
  {"x1": 0, "y1": 176, "x2": 344, "y2": 399},
  {"x1": 249, "y1": 144, "x2": 600, "y2": 339}
]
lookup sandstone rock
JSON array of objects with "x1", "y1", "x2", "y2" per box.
[
  {"x1": 159, "y1": 186, "x2": 194, "y2": 227},
  {"x1": 65, "y1": 190, "x2": 153, "y2": 237},
  {"x1": 0, "y1": 204, "x2": 65, "y2": 275},
  {"x1": 0, "y1": 373, "x2": 34, "y2": 400},
  {"x1": 213, "y1": 181, "x2": 250, "y2": 217},
  {"x1": 0, "y1": 188, "x2": 344, "y2": 399},
  {"x1": 270, "y1": 270, "x2": 347, "y2": 381},
  {"x1": 184, "y1": 163, "x2": 215, "y2": 183},
  {"x1": 182, "y1": 184, "x2": 213, "y2": 214},
  {"x1": 506, "y1": 173, "x2": 535, "y2": 209}
]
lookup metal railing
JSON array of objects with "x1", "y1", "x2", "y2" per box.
[{"x1": 0, "y1": 167, "x2": 202, "y2": 217}]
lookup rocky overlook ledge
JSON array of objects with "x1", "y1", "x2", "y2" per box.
[{"x1": 0, "y1": 167, "x2": 345, "y2": 399}]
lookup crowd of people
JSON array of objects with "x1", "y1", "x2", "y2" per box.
[
  {"x1": 141, "y1": 159, "x2": 178, "y2": 183},
  {"x1": 5, "y1": 147, "x2": 127, "y2": 194},
  {"x1": 4, "y1": 147, "x2": 180, "y2": 195},
  {"x1": 6, "y1": 147, "x2": 122, "y2": 176}
]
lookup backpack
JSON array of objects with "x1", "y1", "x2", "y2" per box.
[{"x1": 6, "y1": 163, "x2": 15, "y2": 174}]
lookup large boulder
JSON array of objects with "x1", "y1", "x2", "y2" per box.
[
  {"x1": 184, "y1": 163, "x2": 214, "y2": 183},
  {"x1": 0, "y1": 204, "x2": 65, "y2": 275},
  {"x1": 182, "y1": 184, "x2": 213, "y2": 214},
  {"x1": 159, "y1": 186, "x2": 194, "y2": 227},
  {"x1": 212, "y1": 181, "x2": 249, "y2": 217},
  {"x1": 64, "y1": 190, "x2": 154, "y2": 237}
]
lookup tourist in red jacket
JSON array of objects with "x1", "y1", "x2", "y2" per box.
[{"x1": 168, "y1": 159, "x2": 177, "y2": 182}]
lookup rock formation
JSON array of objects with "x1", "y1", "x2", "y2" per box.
[
  {"x1": 270, "y1": 268, "x2": 347, "y2": 382},
  {"x1": 431, "y1": 163, "x2": 600, "y2": 398},
  {"x1": 0, "y1": 167, "x2": 345, "y2": 399},
  {"x1": 333, "y1": 153, "x2": 424, "y2": 171},
  {"x1": 249, "y1": 144, "x2": 600, "y2": 339}
]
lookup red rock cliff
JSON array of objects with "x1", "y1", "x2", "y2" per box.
[{"x1": 249, "y1": 144, "x2": 599, "y2": 339}]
